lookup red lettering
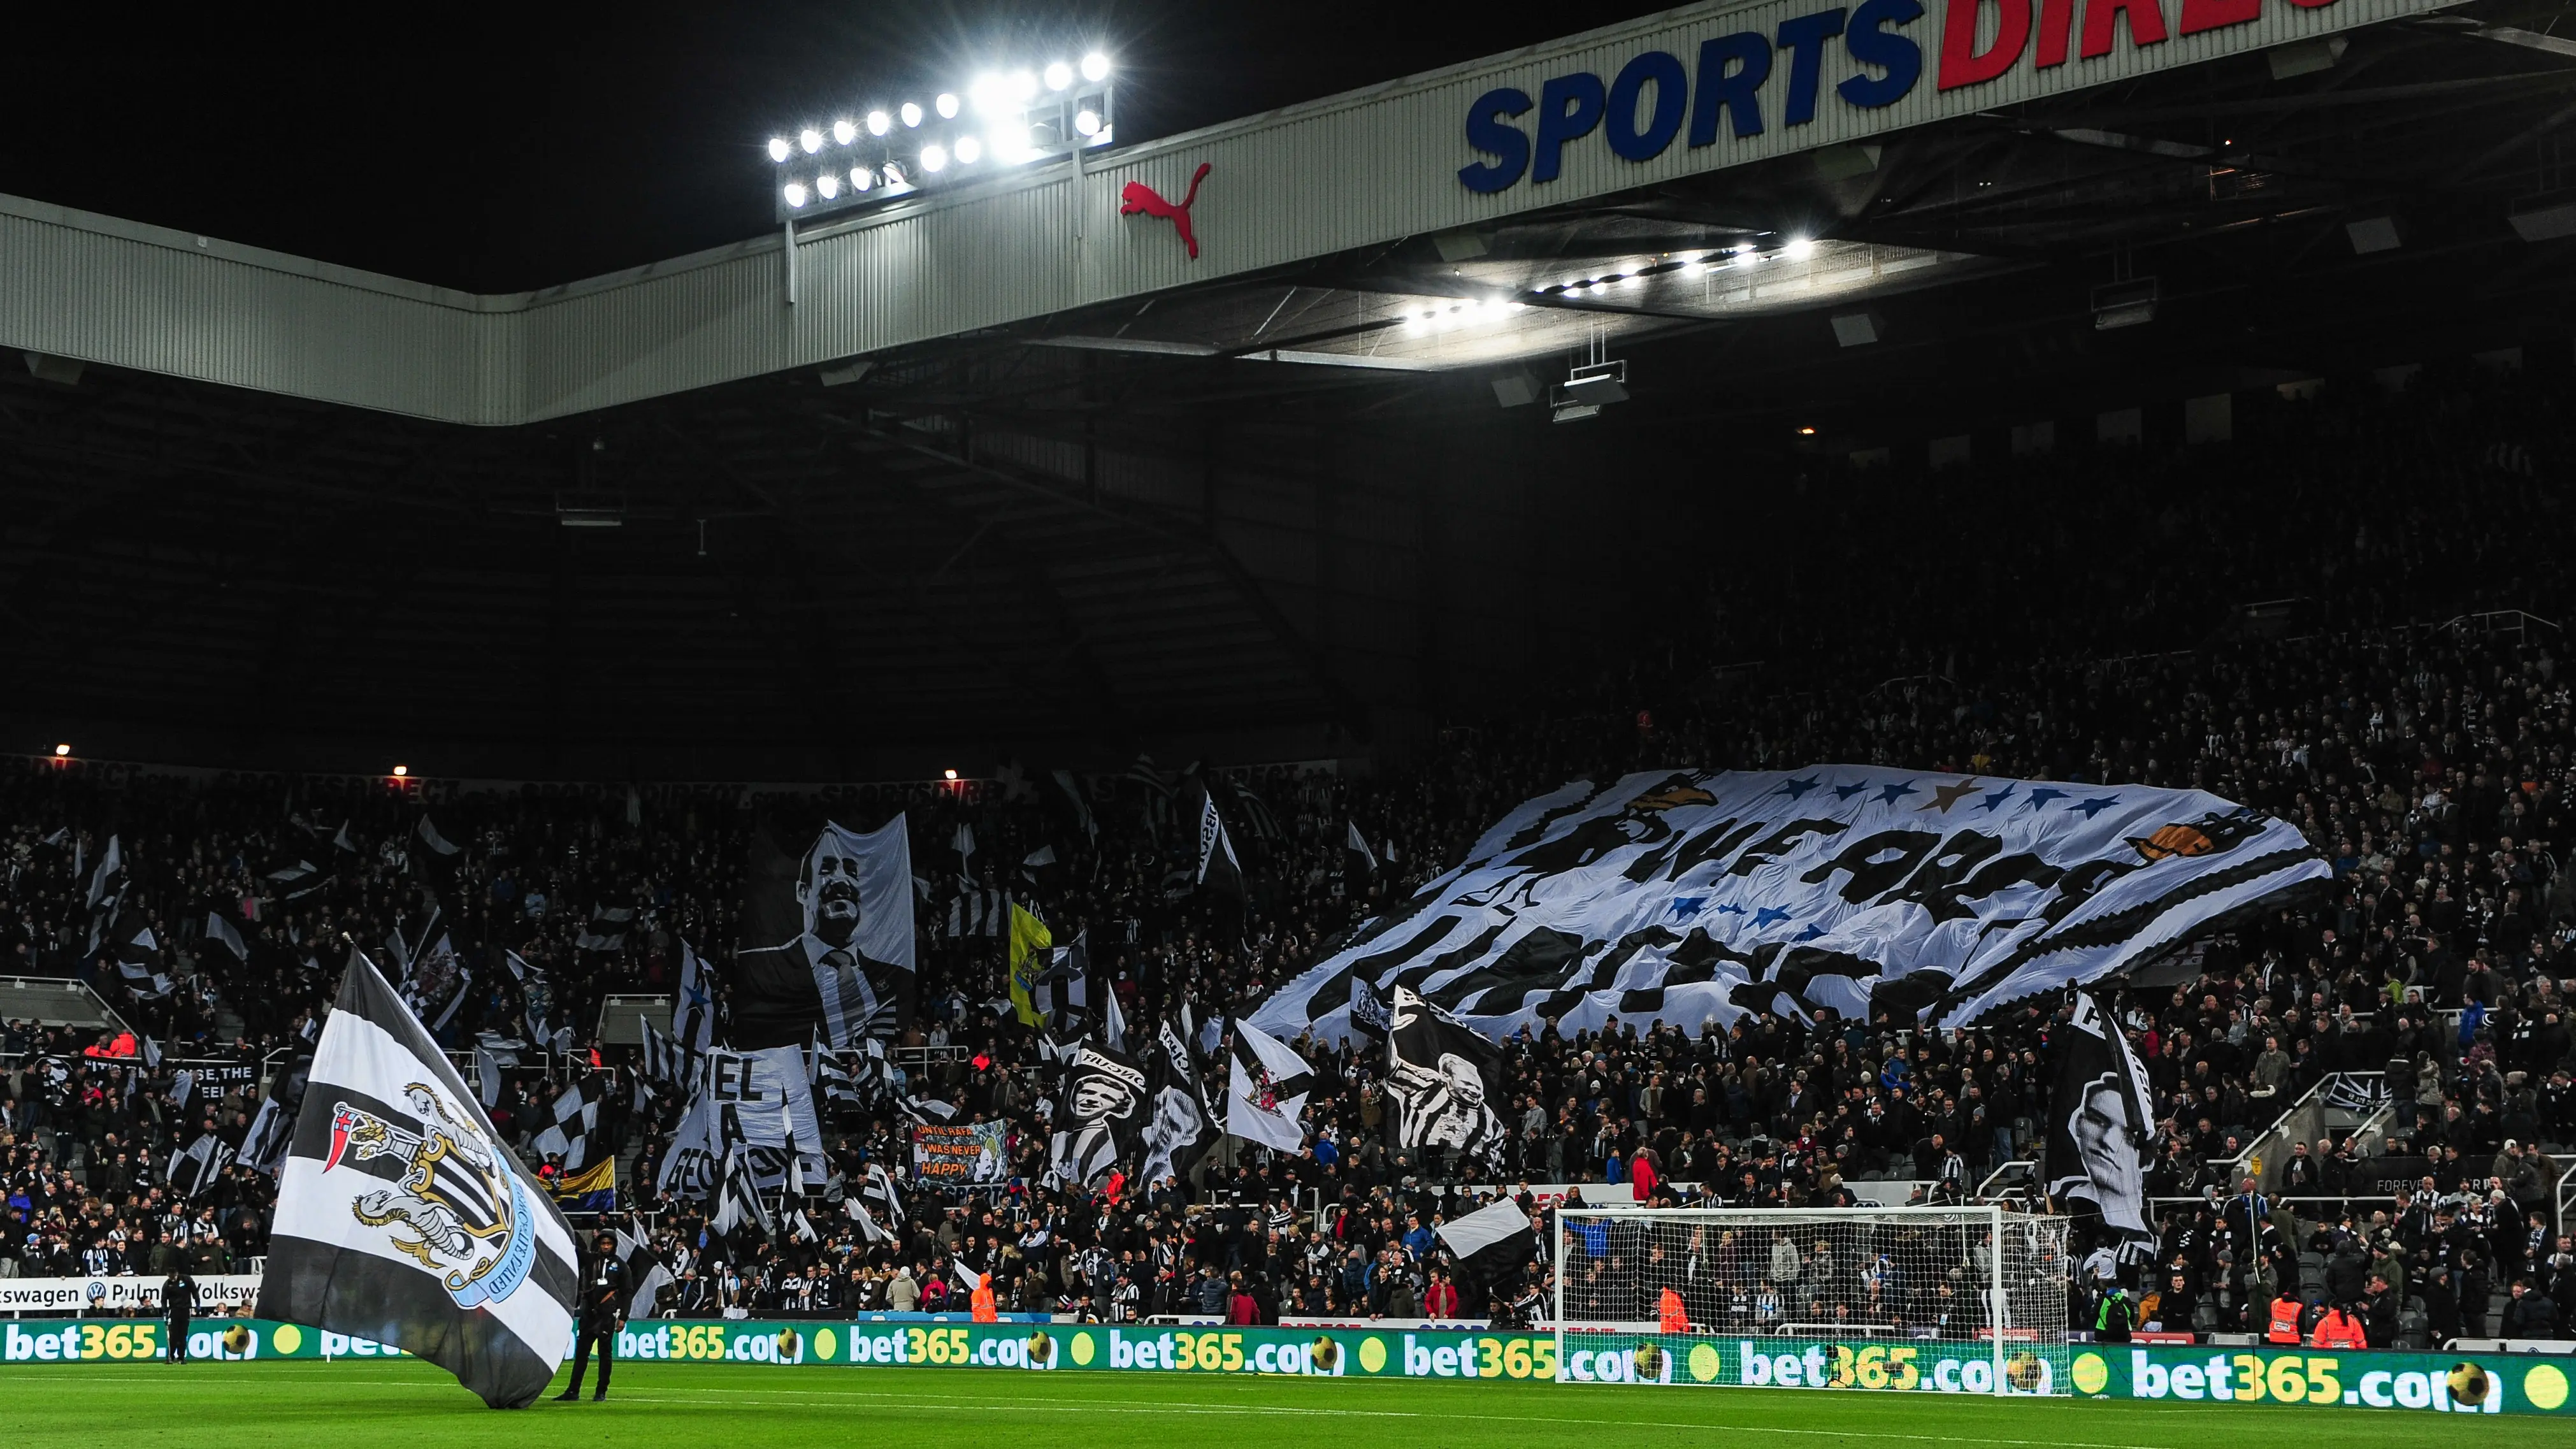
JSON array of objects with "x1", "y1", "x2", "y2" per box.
[
  {"x1": 1939, "y1": 0, "x2": 2031, "y2": 89},
  {"x1": 2035, "y1": 0, "x2": 2075, "y2": 66},
  {"x1": 2079, "y1": 0, "x2": 2168, "y2": 58},
  {"x1": 2178, "y1": 0, "x2": 2260, "y2": 32}
]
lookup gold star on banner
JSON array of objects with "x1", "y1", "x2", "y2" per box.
[{"x1": 1922, "y1": 778, "x2": 1980, "y2": 812}]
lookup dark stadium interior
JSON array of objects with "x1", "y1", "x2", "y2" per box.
[
  {"x1": 6, "y1": 12, "x2": 2575, "y2": 779},
  {"x1": 3, "y1": 0, "x2": 2575, "y2": 1398}
]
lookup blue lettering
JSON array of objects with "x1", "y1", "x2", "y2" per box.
[
  {"x1": 1605, "y1": 51, "x2": 1688, "y2": 161},
  {"x1": 1690, "y1": 33, "x2": 1773, "y2": 144},
  {"x1": 1839, "y1": 0, "x2": 1925, "y2": 107},
  {"x1": 1532, "y1": 72, "x2": 1607, "y2": 183},
  {"x1": 1458, "y1": 87, "x2": 1534, "y2": 193},
  {"x1": 1776, "y1": 9, "x2": 1850, "y2": 127}
]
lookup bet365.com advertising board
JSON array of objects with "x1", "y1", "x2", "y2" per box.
[{"x1": 6, "y1": 1318, "x2": 2567, "y2": 1415}]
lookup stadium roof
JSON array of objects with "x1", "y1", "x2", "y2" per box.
[{"x1": 3, "y1": 0, "x2": 2573, "y2": 778}]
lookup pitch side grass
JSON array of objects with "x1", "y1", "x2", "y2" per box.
[{"x1": 6, "y1": 1359, "x2": 2552, "y2": 1448}]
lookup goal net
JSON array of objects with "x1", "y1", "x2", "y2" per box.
[{"x1": 1551, "y1": 1205, "x2": 2073, "y2": 1395}]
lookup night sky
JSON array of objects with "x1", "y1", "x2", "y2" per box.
[{"x1": 0, "y1": 3, "x2": 1673, "y2": 293}]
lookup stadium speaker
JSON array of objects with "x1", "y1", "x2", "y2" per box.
[
  {"x1": 1830, "y1": 312, "x2": 1882, "y2": 347},
  {"x1": 2509, "y1": 194, "x2": 2576, "y2": 243},
  {"x1": 1490, "y1": 370, "x2": 1539, "y2": 408},
  {"x1": 2345, "y1": 215, "x2": 2402, "y2": 254},
  {"x1": 2090, "y1": 279, "x2": 2157, "y2": 330},
  {"x1": 22, "y1": 351, "x2": 82, "y2": 386}
]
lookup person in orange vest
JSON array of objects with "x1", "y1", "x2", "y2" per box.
[
  {"x1": 2309, "y1": 1301, "x2": 2367, "y2": 1349},
  {"x1": 2266, "y1": 1290, "x2": 2306, "y2": 1344},
  {"x1": 968, "y1": 1267, "x2": 998, "y2": 1323},
  {"x1": 1659, "y1": 1286, "x2": 1689, "y2": 1334}
]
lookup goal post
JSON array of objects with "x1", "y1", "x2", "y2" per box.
[{"x1": 1550, "y1": 1204, "x2": 2072, "y2": 1396}]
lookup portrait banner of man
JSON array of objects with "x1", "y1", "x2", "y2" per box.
[
  {"x1": 733, "y1": 812, "x2": 915, "y2": 1049},
  {"x1": 1385, "y1": 986, "x2": 1503, "y2": 1162},
  {"x1": 2045, "y1": 991, "x2": 2159, "y2": 1260}
]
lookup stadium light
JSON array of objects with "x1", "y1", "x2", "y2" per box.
[
  {"x1": 767, "y1": 51, "x2": 1117, "y2": 222},
  {"x1": 53, "y1": 743, "x2": 70, "y2": 757},
  {"x1": 392, "y1": 764, "x2": 409, "y2": 778},
  {"x1": 944, "y1": 768, "x2": 960, "y2": 781}
]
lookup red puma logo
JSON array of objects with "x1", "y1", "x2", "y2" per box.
[{"x1": 1120, "y1": 162, "x2": 1211, "y2": 260}]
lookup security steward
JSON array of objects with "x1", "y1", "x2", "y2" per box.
[
  {"x1": 163, "y1": 1267, "x2": 198, "y2": 1364},
  {"x1": 555, "y1": 1232, "x2": 628, "y2": 1402}
]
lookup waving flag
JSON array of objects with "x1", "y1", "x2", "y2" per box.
[
  {"x1": 258, "y1": 953, "x2": 577, "y2": 1409},
  {"x1": 1225, "y1": 1021, "x2": 1311, "y2": 1153},
  {"x1": 1251, "y1": 767, "x2": 2326, "y2": 1041}
]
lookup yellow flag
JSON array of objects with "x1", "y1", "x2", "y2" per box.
[{"x1": 1007, "y1": 902, "x2": 1051, "y2": 1027}]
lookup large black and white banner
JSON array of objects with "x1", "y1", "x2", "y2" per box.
[
  {"x1": 1047, "y1": 1044, "x2": 1148, "y2": 1189},
  {"x1": 2045, "y1": 991, "x2": 2159, "y2": 1259},
  {"x1": 258, "y1": 955, "x2": 577, "y2": 1409},
  {"x1": 654, "y1": 1047, "x2": 826, "y2": 1199},
  {"x1": 1251, "y1": 767, "x2": 2326, "y2": 1041},
  {"x1": 1385, "y1": 987, "x2": 1503, "y2": 1161},
  {"x1": 735, "y1": 813, "x2": 914, "y2": 1049}
]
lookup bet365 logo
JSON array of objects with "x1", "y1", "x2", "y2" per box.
[{"x1": 4, "y1": 1323, "x2": 162, "y2": 1360}]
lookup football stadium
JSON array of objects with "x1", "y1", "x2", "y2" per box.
[{"x1": 3, "y1": 0, "x2": 2575, "y2": 1443}]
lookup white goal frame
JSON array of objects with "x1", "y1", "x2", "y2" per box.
[{"x1": 1553, "y1": 1204, "x2": 2058, "y2": 1396}]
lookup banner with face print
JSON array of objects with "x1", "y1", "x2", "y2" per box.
[{"x1": 735, "y1": 812, "x2": 915, "y2": 1048}]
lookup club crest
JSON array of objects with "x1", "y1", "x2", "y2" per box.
[{"x1": 324, "y1": 1083, "x2": 538, "y2": 1309}]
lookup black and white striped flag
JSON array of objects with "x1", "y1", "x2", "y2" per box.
[
  {"x1": 639, "y1": 1020, "x2": 685, "y2": 1086},
  {"x1": 258, "y1": 953, "x2": 578, "y2": 1409},
  {"x1": 114, "y1": 919, "x2": 174, "y2": 998},
  {"x1": 614, "y1": 1225, "x2": 673, "y2": 1320},
  {"x1": 946, "y1": 886, "x2": 1007, "y2": 938}
]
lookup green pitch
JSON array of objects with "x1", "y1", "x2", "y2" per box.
[{"x1": 11, "y1": 1360, "x2": 2552, "y2": 1448}]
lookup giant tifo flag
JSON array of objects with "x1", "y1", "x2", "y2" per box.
[
  {"x1": 258, "y1": 953, "x2": 577, "y2": 1408},
  {"x1": 1250, "y1": 767, "x2": 2328, "y2": 1042}
]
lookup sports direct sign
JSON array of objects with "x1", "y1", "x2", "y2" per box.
[{"x1": 1455, "y1": 0, "x2": 2443, "y2": 198}]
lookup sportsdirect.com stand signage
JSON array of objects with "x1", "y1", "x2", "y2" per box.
[{"x1": 3, "y1": 1319, "x2": 2566, "y2": 1415}]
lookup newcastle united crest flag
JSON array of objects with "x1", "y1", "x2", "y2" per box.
[{"x1": 257, "y1": 952, "x2": 579, "y2": 1408}]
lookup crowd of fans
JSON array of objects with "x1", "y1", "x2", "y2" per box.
[{"x1": 2, "y1": 364, "x2": 2573, "y2": 1344}]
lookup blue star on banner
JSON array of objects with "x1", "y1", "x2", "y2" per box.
[
  {"x1": 1876, "y1": 781, "x2": 1919, "y2": 805},
  {"x1": 2073, "y1": 796, "x2": 2122, "y2": 818},
  {"x1": 1976, "y1": 784, "x2": 2018, "y2": 813},
  {"x1": 2022, "y1": 788, "x2": 2068, "y2": 811},
  {"x1": 1793, "y1": 923, "x2": 1826, "y2": 941},
  {"x1": 1776, "y1": 776, "x2": 1821, "y2": 800},
  {"x1": 1832, "y1": 782, "x2": 1870, "y2": 801},
  {"x1": 1752, "y1": 906, "x2": 1794, "y2": 930},
  {"x1": 1713, "y1": 903, "x2": 1748, "y2": 917},
  {"x1": 1670, "y1": 897, "x2": 1706, "y2": 920}
]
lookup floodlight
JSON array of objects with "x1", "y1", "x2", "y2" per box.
[
  {"x1": 1782, "y1": 236, "x2": 1815, "y2": 261},
  {"x1": 53, "y1": 744, "x2": 70, "y2": 758},
  {"x1": 882, "y1": 161, "x2": 906, "y2": 186},
  {"x1": 955, "y1": 135, "x2": 982, "y2": 164},
  {"x1": 392, "y1": 765, "x2": 410, "y2": 778},
  {"x1": 1011, "y1": 69, "x2": 1039, "y2": 103},
  {"x1": 1074, "y1": 108, "x2": 1102, "y2": 137},
  {"x1": 816, "y1": 171, "x2": 839, "y2": 199},
  {"x1": 968, "y1": 74, "x2": 1003, "y2": 112},
  {"x1": 944, "y1": 768, "x2": 960, "y2": 781},
  {"x1": 921, "y1": 143, "x2": 948, "y2": 172},
  {"x1": 798, "y1": 127, "x2": 823, "y2": 154},
  {"x1": 783, "y1": 182, "x2": 809, "y2": 207},
  {"x1": 900, "y1": 101, "x2": 923, "y2": 127},
  {"x1": 937, "y1": 91, "x2": 961, "y2": 119},
  {"x1": 990, "y1": 123, "x2": 1028, "y2": 161},
  {"x1": 1081, "y1": 52, "x2": 1111, "y2": 82},
  {"x1": 1046, "y1": 61, "x2": 1073, "y2": 90},
  {"x1": 851, "y1": 167, "x2": 874, "y2": 192},
  {"x1": 831, "y1": 119, "x2": 856, "y2": 145},
  {"x1": 767, "y1": 137, "x2": 792, "y2": 162},
  {"x1": 867, "y1": 110, "x2": 891, "y2": 136}
]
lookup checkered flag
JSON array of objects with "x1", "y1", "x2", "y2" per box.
[{"x1": 529, "y1": 1074, "x2": 609, "y2": 1171}]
